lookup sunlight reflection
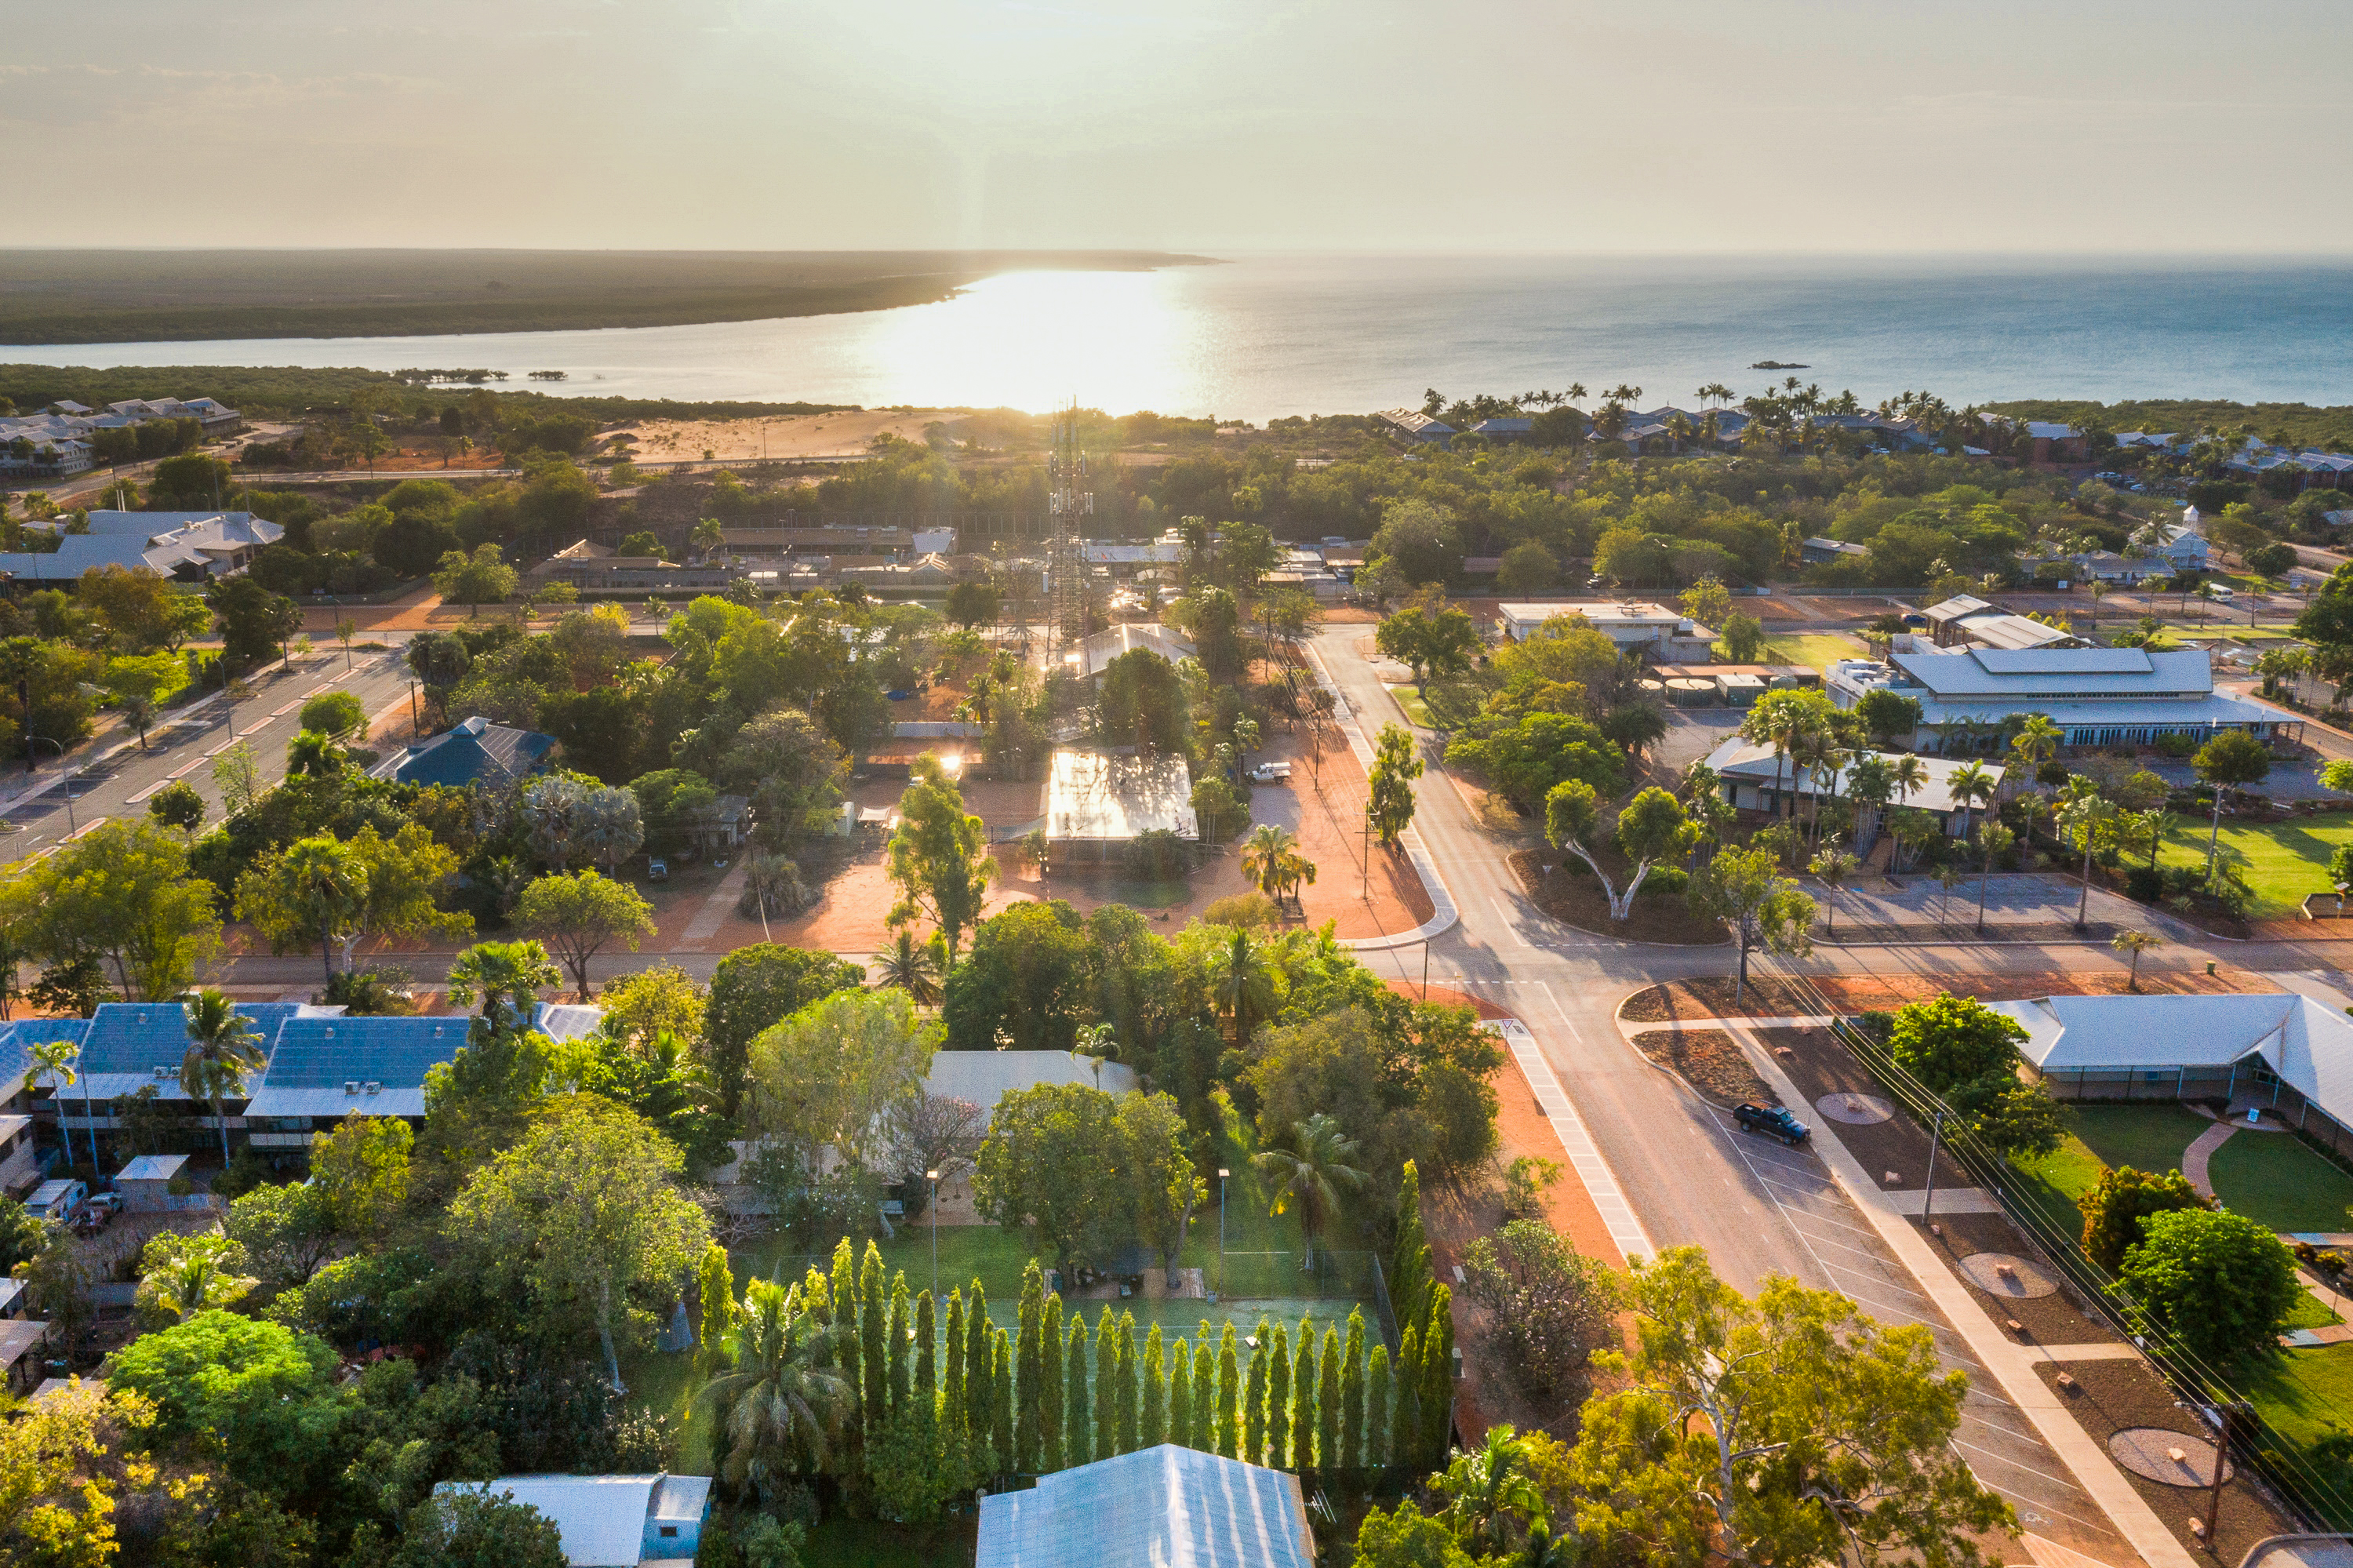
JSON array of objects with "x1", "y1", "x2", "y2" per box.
[{"x1": 857, "y1": 270, "x2": 1200, "y2": 414}]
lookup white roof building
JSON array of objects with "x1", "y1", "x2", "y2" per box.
[
  {"x1": 0, "y1": 511, "x2": 281, "y2": 582},
  {"x1": 1700, "y1": 737, "x2": 2004, "y2": 835},
  {"x1": 1823, "y1": 646, "x2": 2301, "y2": 754},
  {"x1": 1497, "y1": 601, "x2": 1715, "y2": 659},
  {"x1": 1078, "y1": 622, "x2": 1197, "y2": 680},
  {"x1": 1991, "y1": 991, "x2": 2353, "y2": 1164},
  {"x1": 1046, "y1": 751, "x2": 1197, "y2": 853},
  {"x1": 979, "y1": 1445, "x2": 1314, "y2": 1568},
  {"x1": 433, "y1": 1474, "x2": 711, "y2": 1567}
]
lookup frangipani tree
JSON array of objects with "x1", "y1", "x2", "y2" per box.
[{"x1": 1544, "y1": 781, "x2": 1689, "y2": 922}]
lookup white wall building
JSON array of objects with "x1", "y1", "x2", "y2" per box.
[{"x1": 1497, "y1": 601, "x2": 1716, "y2": 660}]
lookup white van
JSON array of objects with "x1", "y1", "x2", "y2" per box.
[{"x1": 26, "y1": 1179, "x2": 85, "y2": 1222}]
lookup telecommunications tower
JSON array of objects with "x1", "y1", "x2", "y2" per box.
[{"x1": 1046, "y1": 402, "x2": 1092, "y2": 670}]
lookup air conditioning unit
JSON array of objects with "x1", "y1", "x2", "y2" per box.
[
  {"x1": 363, "y1": 1082, "x2": 380, "y2": 1096},
  {"x1": 151, "y1": 1065, "x2": 171, "y2": 1079},
  {"x1": 343, "y1": 1080, "x2": 360, "y2": 1094}
]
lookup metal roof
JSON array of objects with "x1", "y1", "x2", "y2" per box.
[
  {"x1": 1046, "y1": 751, "x2": 1196, "y2": 842},
  {"x1": 928, "y1": 1051, "x2": 1140, "y2": 1124},
  {"x1": 1991, "y1": 993, "x2": 2353, "y2": 1132},
  {"x1": 257, "y1": 1015, "x2": 467, "y2": 1091},
  {"x1": 1890, "y1": 647, "x2": 2213, "y2": 698},
  {"x1": 1702, "y1": 739, "x2": 2002, "y2": 817},
  {"x1": 372, "y1": 715, "x2": 556, "y2": 788},
  {"x1": 435, "y1": 1475, "x2": 673, "y2": 1567},
  {"x1": 978, "y1": 1445, "x2": 1313, "y2": 1568}
]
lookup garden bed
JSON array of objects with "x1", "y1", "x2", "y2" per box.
[
  {"x1": 1510, "y1": 849, "x2": 1727, "y2": 945},
  {"x1": 1627, "y1": 1029, "x2": 1777, "y2": 1108},
  {"x1": 2030, "y1": 1356, "x2": 2293, "y2": 1565}
]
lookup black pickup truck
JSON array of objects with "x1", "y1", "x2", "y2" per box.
[{"x1": 1734, "y1": 1103, "x2": 1810, "y2": 1147}]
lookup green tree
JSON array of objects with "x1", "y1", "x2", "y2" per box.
[
  {"x1": 1854, "y1": 688, "x2": 1922, "y2": 746},
  {"x1": 1316, "y1": 1325, "x2": 1341, "y2": 1476},
  {"x1": 1545, "y1": 780, "x2": 1689, "y2": 921},
  {"x1": 1217, "y1": 1324, "x2": 1241, "y2": 1458},
  {"x1": 1169, "y1": 1339, "x2": 1194, "y2": 1454},
  {"x1": 1264, "y1": 1327, "x2": 1290, "y2": 1469},
  {"x1": 1495, "y1": 540, "x2": 1558, "y2": 594},
  {"x1": 2117, "y1": 1207, "x2": 2300, "y2": 1373},
  {"x1": 445, "y1": 1094, "x2": 713, "y2": 1391},
  {"x1": 1377, "y1": 605, "x2": 1479, "y2": 693},
  {"x1": 1098, "y1": 649, "x2": 1191, "y2": 753},
  {"x1": 515, "y1": 869, "x2": 656, "y2": 1002},
  {"x1": 944, "y1": 579, "x2": 1003, "y2": 630},
  {"x1": 1240, "y1": 823, "x2": 1316, "y2": 910},
  {"x1": 1350, "y1": 1500, "x2": 1478, "y2": 1568},
  {"x1": 1253, "y1": 1112, "x2": 1368, "y2": 1272},
  {"x1": 1141, "y1": 1321, "x2": 1166, "y2": 1448},
  {"x1": 1015, "y1": 1263, "x2": 1043, "y2": 1472},
  {"x1": 1716, "y1": 612, "x2": 1766, "y2": 664},
  {"x1": 222, "y1": 1178, "x2": 339, "y2": 1293},
  {"x1": 1369, "y1": 498, "x2": 1462, "y2": 587},
  {"x1": 2192, "y1": 729, "x2": 2273, "y2": 882},
  {"x1": 1340, "y1": 1308, "x2": 1366, "y2": 1470},
  {"x1": 2078, "y1": 1165, "x2": 2210, "y2": 1275},
  {"x1": 1289, "y1": 1326, "x2": 1317, "y2": 1467},
  {"x1": 973, "y1": 1082, "x2": 1125, "y2": 1275},
  {"x1": 746, "y1": 986, "x2": 937, "y2": 1187},
  {"x1": 1569, "y1": 1247, "x2": 2010, "y2": 1568},
  {"x1": 704, "y1": 944, "x2": 866, "y2": 1115},
  {"x1": 1094, "y1": 1310, "x2": 1119, "y2": 1462},
  {"x1": 432, "y1": 544, "x2": 519, "y2": 615},
  {"x1": 1365, "y1": 1343, "x2": 1391, "y2": 1470},
  {"x1": 178, "y1": 988, "x2": 265, "y2": 1166},
  {"x1": 391, "y1": 1489, "x2": 568, "y2": 1568},
  {"x1": 885, "y1": 754, "x2": 998, "y2": 968},
  {"x1": 108, "y1": 1310, "x2": 339, "y2": 1486},
  {"x1": 1039, "y1": 1291, "x2": 1064, "y2": 1467},
  {"x1": 1435, "y1": 1424, "x2": 1544, "y2": 1556},
  {"x1": 1367, "y1": 722, "x2": 1423, "y2": 849},
  {"x1": 1392, "y1": 1160, "x2": 1432, "y2": 1336},
  {"x1": 697, "y1": 1240, "x2": 737, "y2": 1362},
  {"x1": 1416, "y1": 1289, "x2": 1453, "y2": 1469},
  {"x1": 299, "y1": 688, "x2": 368, "y2": 739},
  {"x1": 871, "y1": 929, "x2": 944, "y2": 1006},
  {"x1": 1686, "y1": 844, "x2": 1815, "y2": 1005},
  {"x1": 24, "y1": 819, "x2": 220, "y2": 1001},
  {"x1": 100, "y1": 652, "x2": 189, "y2": 750},
  {"x1": 206, "y1": 575, "x2": 302, "y2": 669},
  {"x1": 311, "y1": 1111, "x2": 414, "y2": 1236},
  {"x1": 147, "y1": 777, "x2": 205, "y2": 836},
  {"x1": 1064, "y1": 1315, "x2": 1092, "y2": 1470}
]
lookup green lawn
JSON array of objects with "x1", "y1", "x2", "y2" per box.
[
  {"x1": 2242, "y1": 1345, "x2": 2353, "y2": 1529},
  {"x1": 2208, "y1": 1133, "x2": 2353, "y2": 1233},
  {"x1": 2285, "y1": 1288, "x2": 2344, "y2": 1331},
  {"x1": 2155, "y1": 817, "x2": 2353, "y2": 919},
  {"x1": 1384, "y1": 675, "x2": 1485, "y2": 732},
  {"x1": 1751, "y1": 632, "x2": 1868, "y2": 668},
  {"x1": 2009, "y1": 1104, "x2": 2209, "y2": 1245},
  {"x1": 1386, "y1": 685, "x2": 1435, "y2": 729},
  {"x1": 802, "y1": 1517, "x2": 976, "y2": 1568}
]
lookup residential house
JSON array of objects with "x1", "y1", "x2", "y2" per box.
[
  {"x1": 1467, "y1": 417, "x2": 1533, "y2": 442},
  {"x1": 1497, "y1": 602, "x2": 1716, "y2": 660},
  {"x1": 1801, "y1": 537, "x2": 1870, "y2": 567},
  {"x1": 1375, "y1": 409, "x2": 1455, "y2": 446},
  {"x1": 1920, "y1": 595, "x2": 2083, "y2": 653},
  {"x1": 1078, "y1": 622, "x2": 1196, "y2": 681},
  {"x1": 2140, "y1": 520, "x2": 2209, "y2": 572},
  {"x1": 369, "y1": 715, "x2": 557, "y2": 788},
  {"x1": 432, "y1": 1475, "x2": 711, "y2": 1567},
  {"x1": 0, "y1": 511, "x2": 283, "y2": 583},
  {"x1": 978, "y1": 1445, "x2": 1315, "y2": 1568},
  {"x1": 1823, "y1": 645, "x2": 2302, "y2": 754}
]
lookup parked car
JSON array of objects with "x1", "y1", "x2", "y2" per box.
[
  {"x1": 2208, "y1": 585, "x2": 2235, "y2": 601},
  {"x1": 69, "y1": 1204, "x2": 112, "y2": 1237},
  {"x1": 1248, "y1": 762, "x2": 1293, "y2": 783},
  {"x1": 646, "y1": 857, "x2": 669, "y2": 882},
  {"x1": 1734, "y1": 1103, "x2": 1809, "y2": 1146}
]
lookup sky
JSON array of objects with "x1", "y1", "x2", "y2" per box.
[{"x1": 9, "y1": 0, "x2": 2352, "y2": 254}]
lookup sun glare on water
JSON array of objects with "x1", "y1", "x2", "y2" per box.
[{"x1": 855, "y1": 269, "x2": 1204, "y2": 415}]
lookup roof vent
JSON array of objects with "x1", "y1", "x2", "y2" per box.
[
  {"x1": 364, "y1": 1082, "x2": 380, "y2": 1095},
  {"x1": 344, "y1": 1080, "x2": 360, "y2": 1094}
]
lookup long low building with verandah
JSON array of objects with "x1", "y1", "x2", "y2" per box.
[
  {"x1": 1991, "y1": 991, "x2": 2353, "y2": 1162},
  {"x1": 1823, "y1": 645, "x2": 2302, "y2": 755}
]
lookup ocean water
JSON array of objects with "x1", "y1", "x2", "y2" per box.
[{"x1": 8, "y1": 254, "x2": 2351, "y2": 424}]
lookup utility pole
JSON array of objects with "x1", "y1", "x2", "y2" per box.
[
  {"x1": 1921, "y1": 1109, "x2": 1947, "y2": 1220},
  {"x1": 1217, "y1": 1168, "x2": 1230, "y2": 1302}
]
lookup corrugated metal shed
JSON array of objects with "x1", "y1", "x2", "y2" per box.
[{"x1": 977, "y1": 1446, "x2": 1314, "y2": 1568}]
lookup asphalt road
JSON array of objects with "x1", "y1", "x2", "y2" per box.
[{"x1": 2, "y1": 640, "x2": 417, "y2": 858}]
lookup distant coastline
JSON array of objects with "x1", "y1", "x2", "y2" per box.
[{"x1": 0, "y1": 248, "x2": 1221, "y2": 346}]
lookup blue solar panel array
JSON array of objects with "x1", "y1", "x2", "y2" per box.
[{"x1": 262, "y1": 1016, "x2": 467, "y2": 1091}]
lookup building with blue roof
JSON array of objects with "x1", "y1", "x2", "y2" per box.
[
  {"x1": 242, "y1": 1013, "x2": 474, "y2": 1145},
  {"x1": 369, "y1": 715, "x2": 556, "y2": 788}
]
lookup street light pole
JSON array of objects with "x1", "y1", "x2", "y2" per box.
[
  {"x1": 927, "y1": 1169, "x2": 941, "y2": 1305},
  {"x1": 1217, "y1": 1167, "x2": 1230, "y2": 1301},
  {"x1": 24, "y1": 737, "x2": 71, "y2": 834}
]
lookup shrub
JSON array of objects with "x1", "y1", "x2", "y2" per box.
[
  {"x1": 2123, "y1": 866, "x2": 2165, "y2": 904},
  {"x1": 1202, "y1": 892, "x2": 1278, "y2": 929},
  {"x1": 1458, "y1": 1219, "x2": 1617, "y2": 1400},
  {"x1": 2153, "y1": 732, "x2": 2198, "y2": 758},
  {"x1": 1126, "y1": 829, "x2": 1188, "y2": 881}
]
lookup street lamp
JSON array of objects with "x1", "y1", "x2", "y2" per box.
[
  {"x1": 24, "y1": 737, "x2": 73, "y2": 834},
  {"x1": 927, "y1": 1169, "x2": 941, "y2": 1304},
  {"x1": 1217, "y1": 1167, "x2": 1231, "y2": 1301}
]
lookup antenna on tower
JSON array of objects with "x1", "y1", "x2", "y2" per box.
[{"x1": 1047, "y1": 401, "x2": 1092, "y2": 695}]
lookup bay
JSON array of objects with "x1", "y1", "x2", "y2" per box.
[{"x1": 5, "y1": 253, "x2": 2349, "y2": 424}]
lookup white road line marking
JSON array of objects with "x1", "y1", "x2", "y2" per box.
[
  {"x1": 1486, "y1": 1016, "x2": 1651, "y2": 1263},
  {"x1": 1489, "y1": 896, "x2": 1530, "y2": 947}
]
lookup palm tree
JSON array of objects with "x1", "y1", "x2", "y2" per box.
[
  {"x1": 1437, "y1": 1424, "x2": 1544, "y2": 1558},
  {"x1": 2010, "y1": 713, "x2": 2062, "y2": 780},
  {"x1": 1972, "y1": 821, "x2": 2015, "y2": 933},
  {"x1": 2111, "y1": 928, "x2": 2161, "y2": 991},
  {"x1": 1808, "y1": 845, "x2": 1858, "y2": 935},
  {"x1": 871, "y1": 930, "x2": 943, "y2": 1006},
  {"x1": 1251, "y1": 1112, "x2": 1366, "y2": 1272},
  {"x1": 1888, "y1": 754, "x2": 1929, "y2": 818},
  {"x1": 285, "y1": 729, "x2": 345, "y2": 780},
  {"x1": 1935, "y1": 860, "x2": 1966, "y2": 925},
  {"x1": 692, "y1": 517, "x2": 726, "y2": 560},
  {"x1": 279, "y1": 835, "x2": 366, "y2": 984},
  {"x1": 1214, "y1": 930, "x2": 1272, "y2": 1046},
  {"x1": 2057, "y1": 785, "x2": 2118, "y2": 930},
  {"x1": 2086, "y1": 577, "x2": 2108, "y2": 630},
  {"x1": 147, "y1": 1251, "x2": 256, "y2": 1323},
  {"x1": 705, "y1": 1280, "x2": 850, "y2": 1497},
  {"x1": 30, "y1": 1037, "x2": 95, "y2": 1173},
  {"x1": 1239, "y1": 824, "x2": 1316, "y2": 911},
  {"x1": 1069, "y1": 1022, "x2": 1115, "y2": 1090},
  {"x1": 181, "y1": 989, "x2": 266, "y2": 1166},
  {"x1": 446, "y1": 939, "x2": 562, "y2": 1035}
]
